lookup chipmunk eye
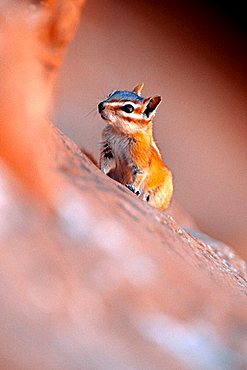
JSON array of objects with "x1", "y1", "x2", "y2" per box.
[{"x1": 121, "y1": 104, "x2": 134, "y2": 113}]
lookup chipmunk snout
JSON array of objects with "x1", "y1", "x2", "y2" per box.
[{"x1": 98, "y1": 102, "x2": 105, "y2": 113}]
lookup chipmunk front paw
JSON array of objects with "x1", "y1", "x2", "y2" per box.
[{"x1": 125, "y1": 184, "x2": 140, "y2": 196}]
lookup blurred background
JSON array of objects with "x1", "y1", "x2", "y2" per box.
[{"x1": 53, "y1": 0, "x2": 247, "y2": 259}]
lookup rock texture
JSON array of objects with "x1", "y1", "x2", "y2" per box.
[
  {"x1": 0, "y1": 2, "x2": 246, "y2": 370},
  {"x1": 54, "y1": 0, "x2": 247, "y2": 259}
]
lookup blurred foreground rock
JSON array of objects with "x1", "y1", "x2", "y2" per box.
[{"x1": 0, "y1": 2, "x2": 247, "y2": 370}]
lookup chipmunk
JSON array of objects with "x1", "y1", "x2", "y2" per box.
[{"x1": 98, "y1": 83, "x2": 173, "y2": 210}]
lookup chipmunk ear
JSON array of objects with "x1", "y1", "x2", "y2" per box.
[
  {"x1": 143, "y1": 96, "x2": 162, "y2": 118},
  {"x1": 133, "y1": 82, "x2": 144, "y2": 96}
]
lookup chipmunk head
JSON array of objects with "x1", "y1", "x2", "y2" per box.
[{"x1": 98, "y1": 83, "x2": 161, "y2": 133}]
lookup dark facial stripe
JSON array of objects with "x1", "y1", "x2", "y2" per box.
[
  {"x1": 107, "y1": 105, "x2": 143, "y2": 115},
  {"x1": 107, "y1": 99, "x2": 142, "y2": 105}
]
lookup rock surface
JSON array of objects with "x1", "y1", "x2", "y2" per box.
[{"x1": 0, "y1": 2, "x2": 246, "y2": 370}]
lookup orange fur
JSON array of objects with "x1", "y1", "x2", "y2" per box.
[{"x1": 98, "y1": 84, "x2": 173, "y2": 210}]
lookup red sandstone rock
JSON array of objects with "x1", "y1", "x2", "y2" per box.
[
  {"x1": 36, "y1": 0, "x2": 85, "y2": 75},
  {"x1": 0, "y1": 3, "x2": 246, "y2": 370}
]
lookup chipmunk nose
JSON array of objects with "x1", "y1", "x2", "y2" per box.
[{"x1": 98, "y1": 102, "x2": 105, "y2": 113}]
